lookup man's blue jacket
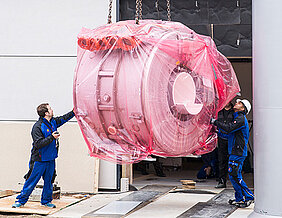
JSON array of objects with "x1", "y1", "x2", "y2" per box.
[
  {"x1": 30, "y1": 111, "x2": 75, "y2": 162},
  {"x1": 214, "y1": 111, "x2": 249, "y2": 157}
]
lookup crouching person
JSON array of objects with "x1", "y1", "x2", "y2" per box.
[
  {"x1": 12, "y1": 103, "x2": 75, "y2": 208},
  {"x1": 211, "y1": 99, "x2": 254, "y2": 208}
]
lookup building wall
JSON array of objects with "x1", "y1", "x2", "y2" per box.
[
  {"x1": 0, "y1": 0, "x2": 116, "y2": 192},
  {"x1": 0, "y1": 122, "x2": 95, "y2": 192},
  {"x1": 232, "y1": 61, "x2": 253, "y2": 110},
  {"x1": 231, "y1": 61, "x2": 253, "y2": 153},
  {"x1": 119, "y1": 0, "x2": 252, "y2": 58}
]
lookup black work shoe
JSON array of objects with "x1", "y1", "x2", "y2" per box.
[
  {"x1": 215, "y1": 179, "x2": 226, "y2": 188},
  {"x1": 246, "y1": 199, "x2": 255, "y2": 205},
  {"x1": 235, "y1": 201, "x2": 251, "y2": 208},
  {"x1": 228, "y1": 199, "x2": 237, "y2": 205},
  {"x1": 228, "y1": 199, "x2": 251, "y2": 208},
  {"x1": 215, "y1": 183, "x2": 226, "y2": 188}
]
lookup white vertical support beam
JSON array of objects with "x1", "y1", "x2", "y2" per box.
[
  {"x1": 250, "y1": 0, "x2": 282, "y2": 217},
  {"x1": 94, "y1": 158, "x2": 100, "y2": 193}
]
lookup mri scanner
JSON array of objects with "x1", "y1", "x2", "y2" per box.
[{"x1": 73, "y1": 20, "x2": 240, "y2": 164}]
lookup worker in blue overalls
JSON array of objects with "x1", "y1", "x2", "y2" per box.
[
  {"x1": 12, "y1": 103, "x2": 75, "y2": 208},
  {"x1": 211, "y1": 99, "x2": 254, "y2": 208}
]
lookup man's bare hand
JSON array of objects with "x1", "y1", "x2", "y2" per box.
[
  {"x1": 204, "y1": 166, "x2": 212, "y2": 176},
  {"x1": 52, "y1": 131, "x2": 60, "y2": 139}
]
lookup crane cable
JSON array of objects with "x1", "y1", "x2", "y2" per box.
[
  {"x1": 166, "y1": 0, "x2": 171, "y2": 21},
  {"x1": 135, "y1": 0, "x2": 143, "y2": 24},
  {"x1": 107, "y1": 0, "x2": 113, "y2": 24}
]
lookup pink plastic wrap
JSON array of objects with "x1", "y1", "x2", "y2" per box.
[{"x1": 73, "y1": 20, "x2": 240, "y2": 164}]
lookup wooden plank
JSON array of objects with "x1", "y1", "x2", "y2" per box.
[
  {"x1": 122, "y1": 164, "x2": 126, "y2": 178},
  {"x1": 122, "y1": 164, "x2": 132, "y2": 184},
  {"x1": 94, "y1": 157, "x2": 100, "y2": 193},
  {"x1": 0, "y1": 194, "x2": 83, "y2": 215},
  {"x1": 180, "y1": 180, "x2": 196, "y2": 189},
  {"x1": 182, "y1": 185, "x2": 196, "y2": 189},
  {"x1": 0, "y1": 190, "x2": 14, "y2": 198},
  {"x1": 129, "y1": 164, "x2": 133, "y2": 184},
  {"x1": 180, "y1": 180, "x2": 196, "y2": 185}
]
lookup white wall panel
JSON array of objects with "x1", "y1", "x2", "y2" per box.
[
  {"x1": 0, "y1": 0, "x2": 116, "y2": 55},
  {"x1": 0, "y1": 57, "x2": 76, "y2": 120}
]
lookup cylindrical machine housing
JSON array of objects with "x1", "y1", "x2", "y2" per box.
[{"x1": 73, "y1": 20, "x2": 240, "y2": 163}]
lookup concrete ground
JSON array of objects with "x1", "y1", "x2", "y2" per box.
[
  {"x1": 49, "y1": 167, "x2": 254, "y2": 218},
  {"x1": 0, "y1": 159, "x2": 254, "y2": 217}
]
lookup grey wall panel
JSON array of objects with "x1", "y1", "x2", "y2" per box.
[
  {"x1": 142, "y1": 0, "x2": 167, "y2": 20},
  {"x1": 171, "y1": 0, "x2": 209, "y2": 25},
  {"x1": 119, "y1": 0, "x2": 139, "y2": 20},
  {"x1": 213, "y1": 24, "x2": 252, "y2": 57},
  {"x1": 240, "y1": 0, "x2": 252, "y2": 24},
  {"x1": 119, "y1": 0, "x2": 252, "y2": 57},
  {"x1": 120, "y1": 0, "x2": 209, "y2": 24},
  {"x1": 187, "y1": 25, "x2": 212, "y2": 37},
  {"x1": 208, "y1": 0, "x2": 240, "y2": 24}
]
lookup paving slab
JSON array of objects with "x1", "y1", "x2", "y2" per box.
[
  {"x1": 50, "y1": 192, "x2": 130, "y2": 218},
  {"x1": 177, "y1": 189, "x2": 238, "y2": 218},
  {"x1": 93, "y1": 201, "x2": 142, "y2": 215},
  {"x1": 177, "y1": 201, "x2": 237, "y2": 218},
  {"x1": 127, "y1": 192, "x2": 214, "y2": 218},
  {"x1": 83, "y1": 185, "x2": 175, "y2": 218},
  {"x1": 51, "y1": 171, "x2": 254, "y2": 218},
  {"x1": 119, "y1": 191, "x2": 160, "y2": 202},
  {"x1": 228, "y1": 203, "x2": 254, "y2": 218}
]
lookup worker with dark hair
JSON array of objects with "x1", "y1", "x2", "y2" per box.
[
  {"x1": 215, "y1": 102, "x2": 234, "y2": 188},
  {"x1": 211, "y1": 99, "x2": 254, "y2": 208},
  {"x1": 196, "y1": 148, "x2": 218, "y2": 180},
  {"x1": 12, "y1": 103, "x2": 74, "y2": 208}
]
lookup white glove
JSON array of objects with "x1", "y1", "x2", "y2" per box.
[{"x1": 210, "y1": 118, "x2": 216, "y2": 124}]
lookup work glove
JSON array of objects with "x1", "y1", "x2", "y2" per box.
[{"x1": 210, "y1": 118, "x2": 216, "y2": 124}]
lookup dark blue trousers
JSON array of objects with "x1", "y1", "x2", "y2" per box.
[
  {"x1": 16, "y1": 160, "x2": 55, "y2": 205},
  {"x1": 228, "y1": 155, "x2": 254, "y2": 202}
]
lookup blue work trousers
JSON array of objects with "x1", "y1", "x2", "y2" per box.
[
  {"x1": 228, "y1": 155, "x2": 254, "y2": 202},
  {"x1": 16, "y1": 160, "x2": 55, "y2": 205}
]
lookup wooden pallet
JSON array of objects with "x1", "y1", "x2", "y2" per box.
[
  {"x1": 0, "y1": 194, "x2": 85, "y2": 215},
  {"x1": 0, "y1": 190, "x2": 14, "y2": 198},
  {"x1": 180, "y1": 180, "x2": 196, "y2": 189}
]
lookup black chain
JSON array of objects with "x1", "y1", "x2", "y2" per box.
[
  {"x1": 107, "y1": 0, "x2": 113, "y2": 24},
  {"x1": 135, "y1": 0, "x2": 143, "y2": 24},
  {"x1": 167, "y1": 0, "x2": 171, "y2": 21},
  {"x1": 135, "y1": 0, "x2": 140, "y2": 24},
  {"x1": 139, "y1": 0, "x2": 142, "y2": 20}
]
